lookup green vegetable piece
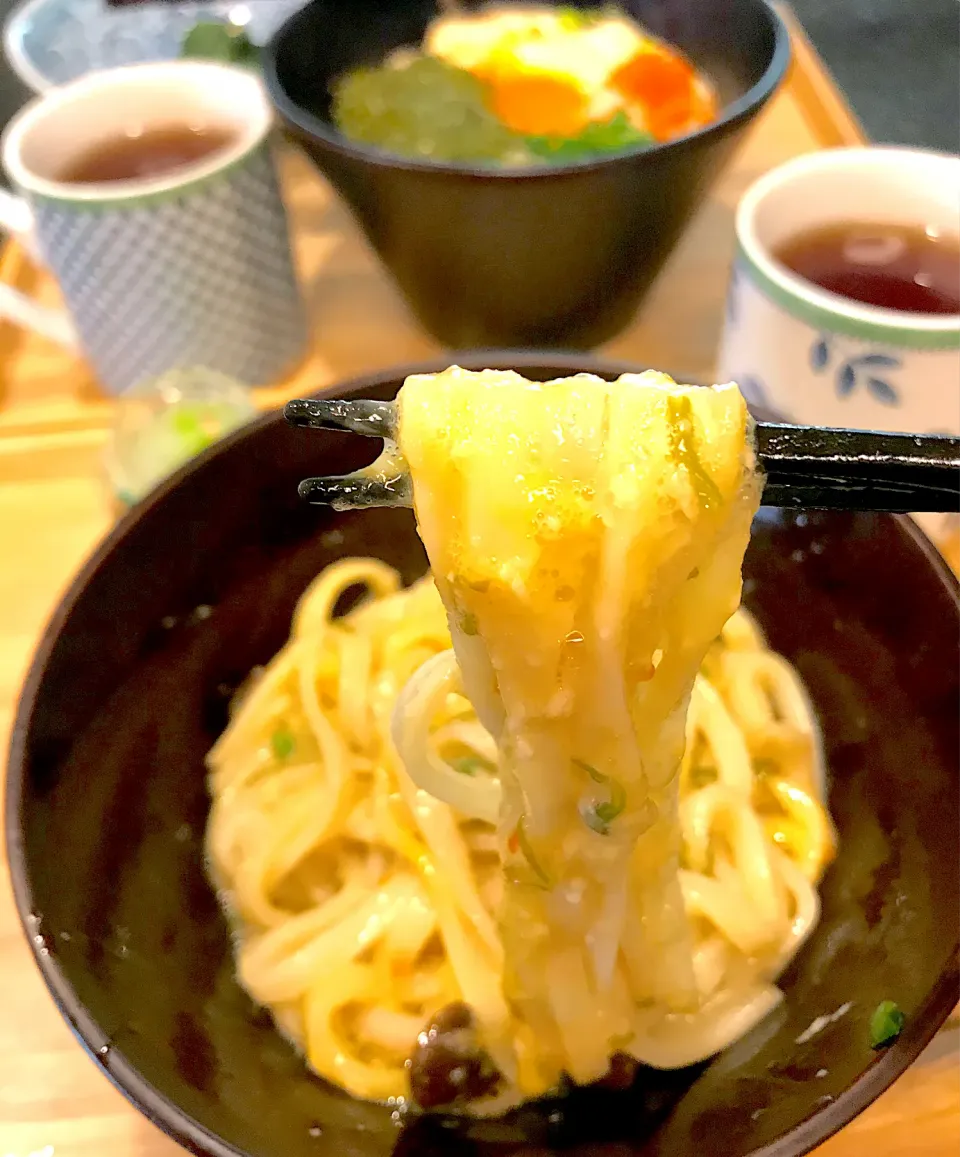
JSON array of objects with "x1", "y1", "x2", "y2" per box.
[
  {"x1": 271, "y1": 728, "x2": 296, "y2": 760},
  {"x1": 333, "y1": 57, "x2": 528, "y2": 164},
  {"x1": 516, "y1": 816, "x2": 553, "y2": 888},
  {"x1": 574, "y1": 758, "x2": 627, "y2": 833},
  {"x1": 666, "y1": 394, "x2": 723, "y2": 510},
  {"x1": 459, "y1": 611, "x2": 479, "y2": 636},
  {"x1": 582, "y1": 807, "x2": 611, "y2": 835},
  {"x1": 870, "y1": 1000, "x2": 905, "y2": 1048},
  {"x1": 170, "y1": 406, "x2": 215, "y2": 457},
  {"x1": 182, "y1": 21, "x2": 260, "y2": 68},
  {"x1": 574, "y1": 757, "x2": 606, "y2": 784},
  {"x1": 171, "y1": 408, "x2": 202, "y2": 436},
  {"x1": 450, "y1": 755, "x2": 493, "y2": 777},
  {"x1": 595, "y1": 796, "x2": 625, "y2": 824},
  {"x1": 526, "y1": 111, "x2": 653, "y2": 163}
]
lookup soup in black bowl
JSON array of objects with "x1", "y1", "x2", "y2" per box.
[{"x1": 264, "y1": 1, "x2": 790, "y2": 349}]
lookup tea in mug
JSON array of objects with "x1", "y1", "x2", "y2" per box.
[
  {"x1": 774, "y1": 222, "x2": 960, "y2": 315},
  {"x1": 57, "y1": 124, "x2": 236, "y2": 184}
]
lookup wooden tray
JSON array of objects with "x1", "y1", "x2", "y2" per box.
[{"x1": 0, "y1": 12, "x2": 957, "y2": 1157}]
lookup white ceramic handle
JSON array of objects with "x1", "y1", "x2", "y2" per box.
[{"x1": 0, "y1": 188, "x2": 78, "y2": 349}]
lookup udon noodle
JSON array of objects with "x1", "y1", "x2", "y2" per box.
[{"x1": 206, "y1": 369, "x2": 834, "y2": 1114}]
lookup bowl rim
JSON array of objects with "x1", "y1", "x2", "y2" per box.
[
  {"x1": 5, "y1": 351, "x2": 960, "y2": 1157},
  {"x1": 262, "y1": 0, "x2": 791, "y2": 179}
]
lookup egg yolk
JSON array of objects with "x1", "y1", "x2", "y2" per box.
[{"x1": 487, "y1": 72, "x2": 590, "y2": 137}]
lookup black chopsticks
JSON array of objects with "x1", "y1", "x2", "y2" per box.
[
  {"x1": 284, "y1": 398, "x2": 960, "y2": 515},
  {"x1": 756, "y1": 424, "x2": 959, "y2": 513}
]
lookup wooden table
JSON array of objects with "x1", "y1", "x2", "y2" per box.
[{"x1": 1, "y1": 13, "x2": 957, "y2": 1156}]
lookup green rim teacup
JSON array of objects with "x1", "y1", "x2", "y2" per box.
[{"x1": 718, "y1": 146, "x2": 959, "y2": 543}]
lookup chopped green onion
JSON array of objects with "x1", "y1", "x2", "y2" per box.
[
  {"x1": 596, "y1": 796, "x2": 625, "y2": 824},
  {"x1": 449, "y1": 755, "x2": 493, "y2": 777},
  {"x1": 582, "y1": 807, "x2": 611, "y2": 835},
  {"x1": 666, "y1": 395, "x2": 722, "y2": 510},
  {"x1": 574, "y1": 758, "x2": 627, "y2": 834},
  {"x1": 573, "y1": 757, "x2": 605, "y2": 784},
  {"x1": 270, "y1": 728, "x2": 296, "y2": 761},
  {"x1": 515, "y1": 816, "x2": 553, "y2": 888},
  {"x1": 870, "y1": 1000, "x2": 905, "y2": 1048}
]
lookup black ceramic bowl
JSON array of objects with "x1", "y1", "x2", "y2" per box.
[
  {"x1": 264, "y1": 0, "x2": 789, "y2": 349},
  {"x1": 7, "y1": 354, "x2": 959, "y2": 1157}
]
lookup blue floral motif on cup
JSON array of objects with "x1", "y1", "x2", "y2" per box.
[
  {"x1": 733, "y1": 372, "x2": 801, "y2": 421},
  {"x1": 809, "y1": 335, "x2": 902, "y2": 406},
  {"x1": 737, "y1": 373, "x2": 773, "y2": 411}
]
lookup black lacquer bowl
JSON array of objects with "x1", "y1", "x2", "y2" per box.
[
  {"x1": 264, "y1": 0, "x2": 789, "y2": 349},
  {"x1": 7, "y1": 354, "x2": 959, "y2": 1157}
]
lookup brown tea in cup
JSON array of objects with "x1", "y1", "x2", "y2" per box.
[
  {"x1": 57, "y1": 123, "x2": 235, "y2": 184},
  {"x1": 773, "y1": 221, "x2": 960, "y2": 316}
]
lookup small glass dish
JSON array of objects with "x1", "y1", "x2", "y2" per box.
[{"x1": 104, "y1": 366, "x2": 256, "y2": 510}]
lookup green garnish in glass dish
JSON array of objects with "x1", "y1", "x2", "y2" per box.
[
  {"x1": 181, "y1": 21, "x2": 260, "y2": 69},
  {"x1": 104, "y1": 369, "x2": 256, "y2": 510},
  {"x1": 170, "y1": 405, "x2": 219, "y2": 458},
  {"x1": 870, "y1": 1000, "x2": 905, "y2": 1048}
]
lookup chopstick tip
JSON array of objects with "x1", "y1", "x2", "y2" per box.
[
  {"x1": 298, "y1": 476, "x2": 335, "y2": 503},
  {"x1": 284, "y1": 399, "x2": 316, "y2": 427}
]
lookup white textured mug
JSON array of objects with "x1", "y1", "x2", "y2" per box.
[
  {"x1": 718, "y1": 146, "x2": 960, "y2": 544},
  {"x1": 0, "y1": 60, "x2": 307, "y2": 393}
]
